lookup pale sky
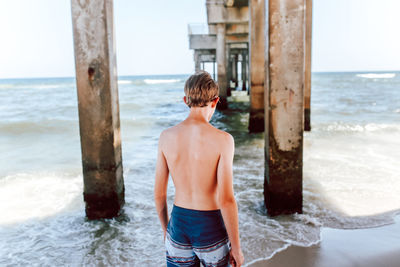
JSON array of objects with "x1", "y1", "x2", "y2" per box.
[{"x1": 0, "y1": 0, "x2": 399, "y2": 79}]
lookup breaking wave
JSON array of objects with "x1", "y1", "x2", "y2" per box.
[
  {"x1": 356, "y1": 73, "x2": 396, "y2": 79},
  {"x1": 143, "y1": 79, "x2": 181, "y2": 84}
]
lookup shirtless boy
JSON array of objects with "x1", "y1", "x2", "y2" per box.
[{"x1": 154, "y1": 71, "x2": 244, "y2": 267}]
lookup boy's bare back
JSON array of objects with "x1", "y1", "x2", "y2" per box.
[
  {"x1": 159, "y1": 117, "x2": 233, "y2": 210},
  {"x1": 154, "y1": 71, "x2": 244, "y2": 266}
]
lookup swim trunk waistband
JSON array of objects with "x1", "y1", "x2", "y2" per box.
[{"x1": 171, "y1": 204, "x2": 221, "y2": 216}]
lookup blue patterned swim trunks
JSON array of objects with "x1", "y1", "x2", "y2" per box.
[{"x1": 165, "y1": 204, "x2": 231, "y2": 267}]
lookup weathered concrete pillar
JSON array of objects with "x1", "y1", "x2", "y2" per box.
[
  {"x1": 227, "y1": 51, "x2": 232, "y2": 97},
  {"x1": 249, "y1": 0, "x2": 265, "y2": 133},
  {"x1": 216, "y1": 23, "x2": 228, "y2": 109},
  {"x1": 213, "y1": 60, "x2": 216, "y2": 80},
  {"x1": 264, "y1": 0, "x2": 305, "y2": 216},
  {"x1": 71, "y1": 0, "x2": 125, "y2": 219},
  {"x1": 234, "y1": 54, "x2": 239, "y2": 88},
  {"x1": 304, "y1": 0, "x2": 312, "y2": 131},
  {"x1": 230, "y1": 56, "x2": 235, "y2": 89},
  {"x1": 194, "y1": 51, "x2": 201, "y2": 72},
  {"x1": 242, "y1": 51, "x2": 247, "y2": 91}
]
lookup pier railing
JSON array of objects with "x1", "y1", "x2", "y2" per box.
[{"x1": 188, "y1": 23, "x2": 209, "y2": 35}]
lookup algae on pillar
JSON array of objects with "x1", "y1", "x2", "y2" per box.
[
  {"x1": 304, "y1": 0, "x2": 313, "y2": 131},
  {"x1": 265, "y1": 0, "x2": 305, "y2": 216},
  {"x1": 249, "y1": 0, "x2": 265, "y2": 133},
  {"x1": 71, "y1": 0, "x2": 125, "y2": 219},
  {"x1": 216, "y1": 23, "x2": 228, "y2": 109}
]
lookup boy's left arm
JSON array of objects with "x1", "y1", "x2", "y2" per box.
[{"x1": 154, "y1": 132, "x2": 169, "y2": 240}]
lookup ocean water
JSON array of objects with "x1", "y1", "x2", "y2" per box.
[{"x1": 0, "y1": 72, "x2": 399, "y2": 266}]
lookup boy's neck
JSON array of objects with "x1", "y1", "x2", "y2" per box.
[{"x1": 187, "y1": 107, "x2": 211, "y2": 123}]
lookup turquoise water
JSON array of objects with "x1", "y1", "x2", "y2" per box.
[{"x1": 0, "y1": 72, "x2": 399, "y2": 265}]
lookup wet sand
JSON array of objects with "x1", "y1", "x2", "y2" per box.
[{"x1": 248, "y1": 215, "x2": 400, "y2": 267}]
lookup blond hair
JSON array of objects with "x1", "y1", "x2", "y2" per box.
[{"x1": 184, "y1": 71, "x2": 219, "y2": 107}]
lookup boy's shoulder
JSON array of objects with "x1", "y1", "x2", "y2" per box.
[
  {"x1": 159, "y1": 123, "x2": 182, "y2": 136},
  {"x1": 159, "y1": 122, "x2": 233, "y2": 145},
  {"x1": 209, "y1": 125, "x2": 233, "y2": 141},
  {"x1": 158, "y1": 123, "x2": 183, "y2": 144}
]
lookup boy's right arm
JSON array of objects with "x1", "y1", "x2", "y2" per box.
[
  {"x1": 154, "y1": 131, "x2": 170, "y2": 240},
  {"x1": 216, "y1": 133, "x2": 244, "y2": 266}
]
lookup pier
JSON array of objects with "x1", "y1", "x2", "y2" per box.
[
  {"x1": 188, "y1": 0, "x2": 313, "y2": 216},
  {"x1": 69, "y1": 0, "x2": 313, "y2": 218},
  {"x1": 188, "y1": 0, "x2": 249, "y2": 110},
  {"x1": 2, "y1": 1, "x2": 400, "y2": 265}
]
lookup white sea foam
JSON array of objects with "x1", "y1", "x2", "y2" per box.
[
  {"x1": 294, "y1": 214, "x2": 323, "y2": 227},
  {"x1": 117, "y1": 80, "x2": 132, "y2": 84},
  {"x1": 303, "y1": 126, "x2": 400, "y2": 228},
  {"x1": 143, "y1": 79, "x2": 181, "y2": 84},
  {"x1": 32, "y1": 84, "x2": 74, "y2": 89},
  {"x1": 319, "y1": 122, "x2": 400, "y2": 133},
  {"x1": 356, "y1": 73, "x2": 396, "y2": 79},
  {"x1": 0, "y1": 84, "x2": 12, "y2": 89},
  {"x1": 0, "y1": 83, "x2": 74, "y2": 90},
  {"x1": 0, "y1": 172, "x2": 83, "y2": 226},
  {"x1": 244, "y1": 244, "x2": 292, "y2": 266}
]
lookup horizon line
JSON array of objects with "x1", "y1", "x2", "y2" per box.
[{"x1": 1, "y1": 70, "x2": 399, "y2": 80}]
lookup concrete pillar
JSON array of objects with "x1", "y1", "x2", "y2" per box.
[
  {"x1": 234, "y1": 54, "x2": 239, "y2": 88},
  {"x1": 230, "y1": 56, "x2": 235, "y2": 89},
  {"x1": 249, "y1": 0, "x2": 265, "y2": 133},
  {"x1": 194, "y1": 51, "x2": 201, "y2": 72},
  {"x1": 304, "y1": 0, "x2": 312, "y2": 131},
  {"x1": 216, "y1": 23, "x2": 228, "y2": 109},
  {"x1": 242, "y1": 51, "x2": 247, "y2": 91},
  {"x1": 227, "y1": 52, "x2": 232, "y2": 97},
  {"x1": 213, "y1": 60, "x2": 216, "y2": 80},
  {"x1": 71, "y1": 0, "x2": 125, "y2": 219},
  {"x1": 264, "y1": 0, "x2": 305, "y2": 216}
]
